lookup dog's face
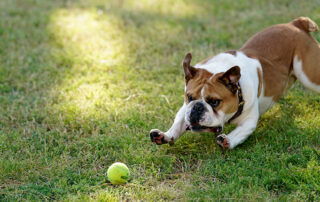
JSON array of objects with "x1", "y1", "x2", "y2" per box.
[{"x1": 182, "y1": 53, "x2": 241, "y2": 134}]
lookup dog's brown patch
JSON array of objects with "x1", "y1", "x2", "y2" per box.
[
  {"x1": 185, "y1": 67, "x2": 239, "y2": 114},
  {"x1": 294, "y1": 36, "x2": 320, "y2": 85},
  {"x1": 292, "y1": 16, "x2": 319, "y2": 32},
  {"x1": 240, "y1": 17, "x2": 320, "y2": 101},
  {"x1": 202, "y1": 73, "x2": 238, "y2": 114},
  {"x1": 185, "y1": 68, "x2": 213, "y2": 103},
  {"x1": 291, "y1": 17, "x2": 320, "y2": 85},
  {"x1": 241, "y1": 25, "x2": 296, "y2": 101}
]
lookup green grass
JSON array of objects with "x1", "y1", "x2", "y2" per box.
[{"x1": 1, "y1": 0, "x2": 320, "y2": 201}]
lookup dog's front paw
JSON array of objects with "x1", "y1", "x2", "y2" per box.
[
  {"x1": 150, "y1": 129, "x2": 169, "y2": 145},
  {"x1": 216, "y1": 134, "x2": 230, "y2": 149}
]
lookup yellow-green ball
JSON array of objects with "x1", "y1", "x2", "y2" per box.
[{"x1": 107, "y1": 162, "x2": 130, "y2": 185}]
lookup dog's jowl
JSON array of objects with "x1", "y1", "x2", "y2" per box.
[{"x1": 150, "y1": 17, "x2": 320, "y2": 149}]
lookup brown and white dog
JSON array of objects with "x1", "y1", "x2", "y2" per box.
[{"x1": 150, "y1": 17, "x2": 320, "y2": 149}]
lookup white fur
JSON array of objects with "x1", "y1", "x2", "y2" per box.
[
  {"x1": 184, "y1": 100, "x2": 224, "y2": 128},
  {"x1": 293, "y1": 56, "x2": 320, "y2": 93},
  {"x1": 160, "y1": 103, "x2": 187, "y2": 142},
  {"x1": 220, "y1": 101, "x2": 259, "y2": 149}
]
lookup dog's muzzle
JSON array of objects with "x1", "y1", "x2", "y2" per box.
[
  {"x1": 186, "y1": 101, "x2": 223, "y2": 134},
  {"x1": 189, "y1": 102, "x2": 205, "y2": 125}
]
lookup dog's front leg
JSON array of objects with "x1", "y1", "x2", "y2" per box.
[
  {"x1": 217, "y1": 103, "x2": 259, "y2": 149},
  {"x1": 150, "y1": 103, "x2": 187, "y2": 145}
]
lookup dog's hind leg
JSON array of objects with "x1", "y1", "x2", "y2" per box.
[
  {"x1": 293, "y1": 55, "x2": 320, "y2": 93},
  {"x1": 292, "y1": 17, "x2": 320, "y2": 93}
]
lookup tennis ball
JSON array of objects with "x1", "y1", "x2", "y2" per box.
[{"x1": 107, "y1": 162, "x2": 130, "y2": 185}]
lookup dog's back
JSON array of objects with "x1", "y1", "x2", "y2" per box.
[{"x1": 240, "y1": 17, "x2": 320, "y2": 101}]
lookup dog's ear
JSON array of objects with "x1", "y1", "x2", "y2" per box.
[
  {"x1": 218, "y1": 66, "x2": 241, "y2": 94},
  {"x1": 183, "y1": 53, "x2": 197, "y2": 84}
]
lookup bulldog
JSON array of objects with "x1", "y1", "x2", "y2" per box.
[{"x1": 150, "y1": 17, "x2": 320, "y2": 149}]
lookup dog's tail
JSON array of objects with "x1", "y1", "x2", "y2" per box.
[{"x1": 292, "y1": 17, "x2": 319, "y2": 33}]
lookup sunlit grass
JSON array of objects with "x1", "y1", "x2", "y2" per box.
[{"x1": 48, "y1": 9, "x2": 129, "y2": 117}]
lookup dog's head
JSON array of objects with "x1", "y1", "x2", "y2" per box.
[{"x1": 183, "y1": 53, "x2": 241, "y2": 134}]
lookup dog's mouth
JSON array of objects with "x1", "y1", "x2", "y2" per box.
[{"x1": 186, "y1": 123, "x2": 222, "y2": 134}]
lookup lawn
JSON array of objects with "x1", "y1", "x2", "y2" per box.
[{"x1": 0, "y1": 0, "x2": 320, "y2": 201}]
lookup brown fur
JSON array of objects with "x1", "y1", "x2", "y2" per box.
[
  {"x1": 202, "y1": 73, "x2": 238, "y2": 114},
  {"x1": 185, "y1": 68, "x2": 213, "y2": 102},
  {"x1": 292, "y1": 17, "x2": 319, "y2": 32},
  {"x1": 241, "y1": 17, "x2": 320, "y2": 101},
  {"x1": 294, "y1": 30, "x2": 320, "y2": 84}
]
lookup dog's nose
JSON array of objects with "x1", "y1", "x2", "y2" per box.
[
  {"x1": 190, "y1": 102, "x2": 205, "y2": 124},
  {"x1": 193, "y1": 102, "x2": 204, "y2": 112}
]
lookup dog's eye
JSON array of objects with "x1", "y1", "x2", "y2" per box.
[
  {"x1": 187, "y1": 95, "x2": 193, "y2": 102},
  {"x1": 207, "y1": 99, "x2": 220, "y2": 108}
]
